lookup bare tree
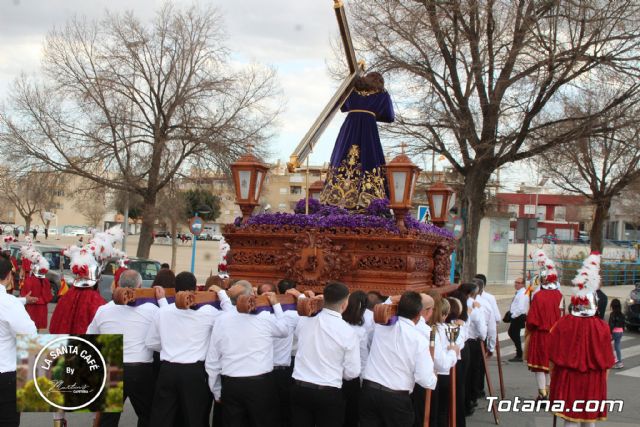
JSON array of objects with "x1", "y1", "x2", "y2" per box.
[
  {"x1": 347, "y1": 0, "x2": 640, "y2": 279},
  {"x1": 0, "y1": 3, "x2": 280, "y2": 258},
  {"x1": 0, "y1": 170, "x2": 65, "y2": 233},
  {"x1": 156, "y1": 180, "x2": 187, "y2": 270},
  {"x1": 74, "y1": 186, "x2": 108, "y2": 229},
  {"x1": 542, "y1": 99, "x2": 640, "y2": 252}
]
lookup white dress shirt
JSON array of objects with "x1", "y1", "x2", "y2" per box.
[
  {"x1": 273, "y1": 309, "x2": 301, "y2": 367},
  {"x1": 364, "y1": 317, "x2": 437, "y2": 391},
  {"x1": 510, "y1": 288, "x2": 529, "y2": 318},
  {"x1": 292, "y1": 309, "x2": 360, "y2": 388},
  {"x1": 146, "y1": 303, "x2": 222, "y2": 364},
  {"x1": 466, "y1": 298, "x2": 488, "y2": 340},
  {"x1": 433, "y1": 324, "x2": 458, "y2": 375},
  {"x1": 0, "y1": 285, "x2": 37, "y2": 373},
  {"x1": 477, "y1": 293, "x2": 497, "y2": 351},
  {"x1": 87, "y1": 298, "x2": 168, "y2": 363},
  {"x1": 349, "y1": 323, "x2": 370, "y2": 376},
  {"x1": 205, "y1": 304, "x2": 290, "y2": 399},
  {"x1": 363, "y1": 308, "x2": 375, "y2": 343},
  {"x1": 483, "y1": 291, "x2": 502, "y2": 322}
]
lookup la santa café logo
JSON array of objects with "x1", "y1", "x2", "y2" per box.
[{"x1": 33, "y1": 336, "x2": 107, "y2": 411}]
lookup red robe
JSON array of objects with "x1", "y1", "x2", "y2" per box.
[
  {"x1": 20, "y1": 276, "x2": 52, "y2": 329},
  {"x1": 549, "y1": 315, "x2": 615, "y2": 422},
  {"x1": 49, "y1": 286, "x2": 106, "y2": 334},
  {"x1": 526, "y1": 288, "x2": 563, "y2": 372}
]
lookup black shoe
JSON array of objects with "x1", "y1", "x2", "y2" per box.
[
  {"x1": 509, "y1": 356, "x2": 523, "y2": 362},
  {"x1": 465, "y1": 407, "x2": 475, "y2": 417}
]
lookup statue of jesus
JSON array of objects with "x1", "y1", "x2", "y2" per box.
[{"x1": 320, "y1": 72, "x2": 395, "y2": 210}]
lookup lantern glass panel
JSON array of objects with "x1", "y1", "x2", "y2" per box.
[
  {"x1": 392, "y1": 171, "x2": 407, "y2": 203},
  {"x1": 432, "y1": 194, "x2": 444, "y2": 218},
  {"x1": 254, "y1": 171, "x2": 264, "y2": 200},
  {"x1": 239, "y1": 170, "x2": 251, "y2": 200},
  {"x1": 409, "y1": 171, "x2": 418, "y2": 201}
]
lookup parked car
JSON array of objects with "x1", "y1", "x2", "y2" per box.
[
  {"x1": 155, "y1": 231, "x2": 171, "y2": 239},
  {"x1": 8, "y1": 243, "x2": 72, "y2": 303},
  {"x1": 624, "y1": 283, "x2": 640, "y2": 331},
  {"x1": 98, "y1": 258, "x2": 162, "y2": 301},
  {"x1": 67, "y1": 228, "x2": 87, "y2": 236}
]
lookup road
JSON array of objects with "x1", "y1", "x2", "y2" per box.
[{"x1": 17, "y1": 286, "x2": 640, "y2": 426}]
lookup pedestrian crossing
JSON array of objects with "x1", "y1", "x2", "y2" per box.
[{"x1": 495, "y1": 331, "x2": 640, "y2": 378}]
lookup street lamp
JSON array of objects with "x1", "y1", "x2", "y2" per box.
[
  {"x1": 190, "y1": 205, "x2": 212, "y2": 274},
  {"x1": 426, "y1": 181, "x2": 455, "y2": 227},
  {"x1": 230, "y1": 149, "x2": 269, "y2": 223},
  {"x1": 385, "y1": 152, "x2": 421, "y2": 232}
]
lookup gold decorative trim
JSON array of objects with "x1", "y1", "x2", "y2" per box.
[
  {"x1": 320, "y1": 145, "x2": 386, "y2": 210},
  {"x1": 355, "y1": 88, "x2": 383, "y2": 97},
  {"x1": 527, "y1": 362, "x2": 550, "y2": 371},
  {"x1": 334, "y1": 0, "x2": 344, "y2": 9},
  {"x1": 347, "y1": 109, "x2": 376, "y2": 117},
  {"x1": 555, "y1": 413, "x2": 607, "y2": 422}
]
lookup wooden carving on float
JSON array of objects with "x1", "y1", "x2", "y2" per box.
[{"x1": 224, "y1": 224, "x2": 456, "y2": 295}]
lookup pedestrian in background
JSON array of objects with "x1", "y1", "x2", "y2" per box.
[
  {"x1": 506, "y1": 277, "x2": 529, "y2": 362},
  {"x1": 609, "y1": 298, "x2": 625, "y2": 369}
]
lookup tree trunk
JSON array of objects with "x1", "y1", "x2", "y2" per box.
[
  {"x1": 170, "y1": 218, "x2": 177, "y2": 271},
  {"x1": 460, "y1": 169, "x2": 491, "y2": 282},
  {"x1": 136, "y1": 195, "x2": 157, "y2": 259},
  {"x1": 590, "y1": 199, "x2": 611, "y2": 253},
  {"x1": 24, "y1": 216, "x2": 32, "y2": 237}
]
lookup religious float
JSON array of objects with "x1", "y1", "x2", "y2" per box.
[{"x1": 222, "y1": 1, "x2": 457, "y2": 295}]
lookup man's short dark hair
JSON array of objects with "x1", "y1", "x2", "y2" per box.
[
  {"x1": 277, "y1": 279, "x2": 297, "y2": 294},
  {"x1": 161, "y1": 263, "x2": 170, "y2": 269},
  {"x1": 175, "y1": 271, "x2": 197, "y2": 292},
  {"x1": 323, "y1": 281, "x2": 350, "y2": 305},
  {"x1": 474, "y1": 274, "x2": 487, "y2": 287},
  {"x1": 472, "y1": 277, "x2": 485, "y2": 292},
  {"x1": 397, "y1": 291, "x2": 423, "y2": 320}
]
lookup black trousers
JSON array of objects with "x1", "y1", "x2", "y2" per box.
[
  {"x1": 455, "y1": 348, "x2": 468, "y2": 426},
  {"x1": 342, "y1": 378, "x2": 361, "y2": 427},
  {"x1": 274, "y1": 366, "x2": 294, "y2": 427},
  {"x1": 0, "y1": 371, "x2": 19, "y2": 427},
  {"x1": 220, "y1": 374, "x2": 280, "y2": 427},
  {"x1": 150, "y1": 361, "x2": 212, "y2": 427},
  {"x1": 410, "y1": 385, "x2": 425, "y2": 427},
  {"x1": 508, "y1": 315, "x2": 526, "y2": 357},
  {"x1": 429, "y1": 374, "x2": 451, "y2": 427},
  {"x1": 99, "y1": 363, "x2": 155, "y2": 427},
  {"x1": 466, "y1": 339, "x2": 483, "y2": 408},
  {"x1": 359, "y1": 384, "x2": 414, "y2": 427},
  {"x1": 291, "y1": 382, "x2": 345, "y2": 427}
]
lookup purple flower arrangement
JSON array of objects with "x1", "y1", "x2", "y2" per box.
[{"x1": 236, "y1": 198, "x2": 454, "y2": 239}]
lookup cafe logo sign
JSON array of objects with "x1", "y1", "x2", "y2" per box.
[{"x1": 33, "y1": 336, "x2": 107, "y2": 410}]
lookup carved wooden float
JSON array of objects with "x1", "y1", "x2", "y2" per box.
[{"x1": 223, "y1": 224, "x2": 456, "y2": 295}]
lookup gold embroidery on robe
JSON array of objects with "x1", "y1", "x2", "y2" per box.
[{"x1": 320, "y1": 145, "x2": 387, "y2": 210}]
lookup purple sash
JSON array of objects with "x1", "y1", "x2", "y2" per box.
[{"x1": 126, "y1": 296, "x2": 176, "y2": 307}]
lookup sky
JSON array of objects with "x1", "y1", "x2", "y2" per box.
[{"x1": 0, "y1": 0, "x2": 533, "y2": 191}]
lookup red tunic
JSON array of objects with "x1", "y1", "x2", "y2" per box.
[
  {"x1": 49, "y1": 286, "x2": 106, "y2": 334},
  {"x1": 549, "y1": 315, "x2": 615, "y2": 422},
  {"x1": 526, "y1": 288, "x2": 563, "y2": 372},
  {"x1": 20, "y1": 276, "x2": 52, "y2": 329}
]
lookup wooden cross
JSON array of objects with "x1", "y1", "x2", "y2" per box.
[{"x1": 287, "y1": 0, "x2": 364, "y2": 172}]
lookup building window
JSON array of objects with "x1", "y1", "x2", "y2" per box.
[
  {"x1": 289, "y1": 175, "x2": 304, "y2": 183},
  {"x1": 279, "y1": 188, "x2": 288, "y2": 195},
  {"x1": 55, "y1": 190, "x2": 65, "y2": 197},
  {"x1": 290, "y1": 186, "x2": 302, "y2": 195},
  {"x1": 524, "y1": 204, "x2": 535, "y2": 215},
  {"x1": 507, "y1": 204, "x2": 519, "y2": 217},
  {"x1": 554, "y1": 206, "x2": 566, "y2": 221},
  {"x1": 278, "y1": 203, "x2": 287, "y2": 211},
  {"x1": 536, "y1": 205, "x2": 546, "y2": 221}
]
